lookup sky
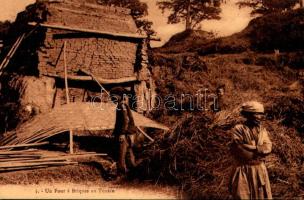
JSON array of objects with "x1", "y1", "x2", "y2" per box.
[{"x1": 0, "y1": 0, "x2": 253, "y2": 47}]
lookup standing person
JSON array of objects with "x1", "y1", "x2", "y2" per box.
[
  {"x1": 111, "y1": 87, "x2": 138, "y2": 177},
  {"x1": 211, "y1": 85, "x2": 226, "y2": 112},
  {"x1": 229, "y1": 101, "x2": 272, "y2": 199}
]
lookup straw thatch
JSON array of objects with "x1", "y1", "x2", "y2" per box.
[{"x1": 0, "y1": 102, "x2": 169, "y2": 146}]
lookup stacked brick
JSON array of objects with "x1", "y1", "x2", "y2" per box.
[{"x1": 38, "y1": 29, "x2": 137, "y2": 79}]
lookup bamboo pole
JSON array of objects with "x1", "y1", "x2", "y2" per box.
[
  {"x1": 0, "y1": 142, "x2": 49, "y2": 150},
  {"x1": 63, "y1": 41, "x2": 74, "y2": 154},
  {"x1": 0, "y1": 149, "x2": 37, "y2": 155},
  {"x1": 64, "y1": 41, "x2": 70, "y2": 105},
  {"x1": 137, "y1": 126, "x2": 154, "y2": 142},
  {"x1": 0, "y1": 166, "x2": 47, "y2": 172},
  {"x1": 0, "y1": 161, "x2": 77, "y2": 168},
  {"x1": 28, "y1": 22, "x2": 146, "y2": 39},
  {"x1": 0, "y1": 157, "x2": 36, "y2": 162},
  {"x1": 0, "y1": 34, "x2": 25, "y2": 75},
  {"x1": 79, "y1": 69, "x2": 110, "y2": 97},
  {"x1": 17, "y1": 153, "x2": 107, "y2": 163},
  {"x1": 69, "y1": 131, "x2": 73, "y2": 154},
  {"x1": 1, "y1": 155, "x2": 41, "y2": 158}
]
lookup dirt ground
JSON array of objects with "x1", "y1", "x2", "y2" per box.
[
  {"x1": 0, "y1": 183, "x2": 178, "y2": 199},
  {"x1": 0, "y1": 164, "x2": 180, "y2": 199}
]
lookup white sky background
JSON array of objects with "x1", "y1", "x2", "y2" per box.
[
  {"x1": 0, "y1": 0, "x2": 35, "y2": 22},
  {"x1": 0, "y1": 0, "x2": 252, "y2": 47}
]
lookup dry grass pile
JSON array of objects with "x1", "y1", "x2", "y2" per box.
[
  {"x1": 143, "y1": 111, "x2": 304, "y2": 199},
  {"x1": 142, "y1": 51, "x2": 304, "y2": 199},
  {"x1": 143, "y1": 114, "x2": 233, "y2": 199}
]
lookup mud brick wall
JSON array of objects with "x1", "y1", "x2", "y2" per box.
[
  {"x1": 54, "y1": 87, "x2": 86, "y2": 107},
  {"x1": 38, "y1": 29, "x2": 138, "y2": 79}
]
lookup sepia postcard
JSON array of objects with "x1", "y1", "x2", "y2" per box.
[{"x1": 0, "y1": 0, "x2": 303, "y2": 199}]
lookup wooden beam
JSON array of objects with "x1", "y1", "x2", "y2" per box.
[
  {"x1": 44, "y1": 73, "x2": 137, "y2": 84},
  {"x1": 28, "y1": 22, "x2": 146, "y2": 39}
]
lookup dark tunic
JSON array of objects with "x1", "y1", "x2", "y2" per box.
[{"x1": 113, "y1": 102, "x2": 136, "y2": 138}]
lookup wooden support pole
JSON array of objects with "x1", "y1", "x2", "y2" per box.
[
  {"x1": 64, "y1": 41, "x2": 70, "y2": 105},
  {"x1": 69, "y1": 131, "x2": 73, "y2": 154},
  {"x1": 137, "y1": 126, "x2": 154, "y2": 143},
  {"x1": 63, "y1": 41, "x2": 74, "y2": 154}
]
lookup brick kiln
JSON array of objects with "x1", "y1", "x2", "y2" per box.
[{"x1": 23, "y1": 0, "x2": 154, "y2": 114}]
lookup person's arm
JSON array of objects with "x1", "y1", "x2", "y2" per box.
[
  {"x1": 256, "y1": 129, "x2": 272, "y2": 155},
  {"x1": 242, "y1": 143, "x2": 257, "y2": 151},
  {"x1": 231, "y1": 126, "x2": 255, "y2": 160},
  {"x1": 231, "y1": 142, "x2": 255, "y2": 160}
]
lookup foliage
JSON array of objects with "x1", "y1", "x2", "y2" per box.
[
  {"x1": 238, "y1": 0, "x2": 299, "y2": 15},
  {"x1": 157, "y1": 0, "x2": 221, "y2": 30},
  {"x1": 0, "y1": 21, "x2": 12, "y2": 40}
]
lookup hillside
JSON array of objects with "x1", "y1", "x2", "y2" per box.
[
  {"x1": 157, "y1": 8, "x2": 304, "y2": 56},
  {"x1": 143, "y1": 8, "x2": 304, "y2": 199}
]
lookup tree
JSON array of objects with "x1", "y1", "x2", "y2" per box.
[
  {"x1": 0, "y1": 21, "x2": 12, "y2": 40},
  {"x1": 238, "y1": 0, "x2": 299, "y2": 15},
  {"x1": 96, "y1": 0, "x2": 155, "y2": 36},
  {"x1": 157, "y1": 0, "x2": 221, "y2": 30}
]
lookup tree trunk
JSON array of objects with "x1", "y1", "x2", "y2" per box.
[{"x1": 185, "y1": 0, "x2": 191, "y2": 30}]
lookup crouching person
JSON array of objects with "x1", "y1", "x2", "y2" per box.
[
  {"x1": 111, "y1": 87, "x2": 139, "y2": 178},
  {"x1": 229, "y1": 101, "x2": 272, "y2": 199}
]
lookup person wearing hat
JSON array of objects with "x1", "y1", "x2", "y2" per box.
[
  {"x1": 229, "y1": 101, "x2": 272, "y2": 199},
  {"x1": 111, "y1": 87, "x2": 138, "y2": 177}
]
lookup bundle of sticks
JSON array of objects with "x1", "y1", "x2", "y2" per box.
[
  {"x1": 0, "y1": 126, "x2": 68, "y2": 146},
  {"x1": 0, "y1": 142, "x2": 107, "y2": 172}
]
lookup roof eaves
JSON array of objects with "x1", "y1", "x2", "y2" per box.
[{"x1": 28, "y1": 22, "x2": 147, "y2": 39}]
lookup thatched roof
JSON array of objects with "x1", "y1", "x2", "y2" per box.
[
  {"x1": 39, "y1": 0, "x2": 144, "y2": 38},
  {"x1": 0, "y1": 102, "x2": 169, "y2": 145}
]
